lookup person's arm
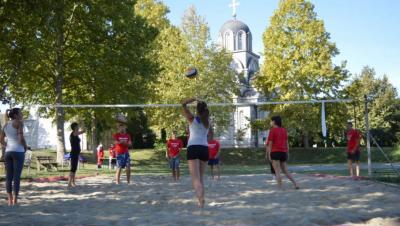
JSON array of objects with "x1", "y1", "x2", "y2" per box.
[
  {"x1": 128, "y1": 134, "x2": 132, "y2": 147},
  {"x1": 73, "y1": 128, "x2": 86, "y2": 136},
  {"x1": 16, "y1": 121, "x2": 28, "y2": 151},
  {"x1": 266, "y1": 142, "x2": 272, "y2": 162},
  {"x1": 353, "y1": 131, "x2": 361, "y2": 152},
  {"x1": 0, "y1": 127, "x2": 5, "y2": 159},
  {"x1": 181, "y1": 98, "x2": 196, "y2": 123},
  {"x1": 215, "y1": 142, "x2": 221, "y2": 159}
]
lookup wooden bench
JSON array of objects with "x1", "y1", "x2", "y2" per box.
[{"x1": 36, "y1": 156, "x2": 58, "y2": 172}]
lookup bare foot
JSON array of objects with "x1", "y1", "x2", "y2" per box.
[
  {"x1": 198, "y1": 198, "x2": 205, "y2": 208},
  {"x1": 7, "y1": 199, "x2": 13, "y2": 206}
]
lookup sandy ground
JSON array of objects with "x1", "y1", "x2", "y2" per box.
[{"x1": 0, "y1": 174, "x2": 399, "y2": 226}]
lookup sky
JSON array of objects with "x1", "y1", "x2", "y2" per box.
[{"x1": 162, "y1": 0, "x2": 400, "y2": 91}]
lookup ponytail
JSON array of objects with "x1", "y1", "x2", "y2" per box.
[
  {"x1": 6, "y1": 108, "x2": 21, "y2": 120},
  {"x1": 196, "y1": 101, "x2": 209, "y2": 128},
  {"x1": 5, "y1": 109, "x2": 11, "y2": 120}
]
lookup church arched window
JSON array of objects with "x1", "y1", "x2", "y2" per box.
[
  {"x1": 224, "y1": 31, "x2": 232, "y2": 50},
  {"x1": 238, "y1": 31, "x2": 246, "y2": 50}
]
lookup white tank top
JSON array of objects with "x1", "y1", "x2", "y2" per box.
[
  {"x1": 4, "y1": 121, "x2": 25, "y2": 153},
  {"x1": 187, "y1": 117, "x2": 209, "y2": 147}
]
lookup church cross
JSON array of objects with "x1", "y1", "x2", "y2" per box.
[{"x1": 229, "y1": 0, "x2": 240, "y2": 19}]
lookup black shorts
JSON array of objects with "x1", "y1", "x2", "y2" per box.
[
  {"x1": 70, "y1": 152, "x2": 80, "y2": 173},
  {"x1": 270, "y1": 152, "x2": 288, "y2": 162},
  {"x1": 187, "y1": 145, "x2": 209, "y2": 161},
  {"x1": 347, "y1": 151, "x2": 360, "y2": 162}
]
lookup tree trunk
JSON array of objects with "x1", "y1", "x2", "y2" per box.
[
  {"x1": 55, "y1": 2, "x2": 66, "y2": 164},
  {"x1": 303, "y1": 130, "x2": 310, "y2": 148}
]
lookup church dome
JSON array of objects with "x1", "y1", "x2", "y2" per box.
[{"x1": 220, "y1": 19, "x2": 250, "y2": 34}]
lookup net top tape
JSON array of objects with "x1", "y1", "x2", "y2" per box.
[{"x1": 37, "y1": 99, "x2": 353, "y2": 108}]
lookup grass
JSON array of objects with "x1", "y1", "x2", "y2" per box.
[{"x1": 1, "y1": 146, "x2": 399, "y2": 184}]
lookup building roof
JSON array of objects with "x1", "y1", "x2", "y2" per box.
[{"x1": 220, "y1": 19, "x2": 250, "y2": 34}]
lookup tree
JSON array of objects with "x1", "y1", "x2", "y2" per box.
[
  {"x1": 0, "y1": 0, "x2": 159, "y2": 161},
  {"x1": 255, "y1": 0, "x2": 348, "y2": 147},
  {"x1": 140, "y1": 4, "x2": 238, "y2": 134},
  {"x1": 345, "y1": 66, "x2": 398, "y2": 145}
]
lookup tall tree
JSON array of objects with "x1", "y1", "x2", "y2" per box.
[
  {"x1": 0, "y1": 0, "x2": 158, "y2": 161},
  {"x1": 139, "y1": 4, "x2": 238, "y2": 134},
  {"x1": 345, "y1": 66, "x2": 398, "y2": 130},
  {"x1": 255, "y1": 0, "x2": 348, "y2": 147}
]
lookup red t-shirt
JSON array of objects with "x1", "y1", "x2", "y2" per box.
[
  {"x1": 167, "y1": 139, "x2": 183, "y2": 158},
  {"x1": 113, "y1": 133, "x2": 132, "y2": 155},
  {"x1": 347, "y1": 129, "x2": 361, "y2": 152},
  {"x1": 97, "y1": 147, "x2": 104, "y2": 158},
  {"x1": 208, "y1": 140, "x2": 220, "y2": 159},
  {"x1": 266, "y1": 127, "x2": 288, "y2": 153},
  {"x1": 109, "y1": 147, "x2": 116, "y2": 158}
]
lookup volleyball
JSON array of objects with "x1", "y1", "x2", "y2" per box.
[
  {"x1": 115, "y1": 113, "x2": 127, "y2": 123},
  {"x1": 185, "y1": 67, "x2": 198, "y2": 78}
]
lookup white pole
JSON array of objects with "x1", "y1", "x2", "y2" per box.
[
  {"x1": 321, "y1": 102, "x2": 327, "y2": 147},
  {"x1": 364, "y1": 95, "x2": 372, "y2": 177}
]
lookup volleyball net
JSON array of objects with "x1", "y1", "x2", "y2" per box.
[{"x1": 3, "y1": 98, "x2": 398, "y2": 183}]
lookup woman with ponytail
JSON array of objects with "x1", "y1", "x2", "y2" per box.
[
  {"x1": 182, "y1": 98, "x2": 210, "y2": 208},
  {"x1": 0, "y1": 108, "x2": 28, "y2": 206}
]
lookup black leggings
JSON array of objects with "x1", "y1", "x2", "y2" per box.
[
  {"x1": 5, "y1": 152, "x2": 25, "y2": 195},
  {"x1": 70, "y1": 153, "x2": 79, "y2": 173}
]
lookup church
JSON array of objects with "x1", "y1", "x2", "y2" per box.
[{"x1": 216, "y1": 0, "x2": 268, "y2": 148}]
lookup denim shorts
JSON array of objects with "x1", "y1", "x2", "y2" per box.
[
  {"x1": 169, "y1": 156, "x2": 180, "y2": 170},
  {"x1": 116, "y1": 153, "x2": 131, "y2": 168},
  {"x1": 208, "y1": 158, "x2": 220, "y2": 166}
]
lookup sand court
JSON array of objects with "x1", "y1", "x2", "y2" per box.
[{"x1": 1, "y1": 174, "x2": 399, "y2": 226}]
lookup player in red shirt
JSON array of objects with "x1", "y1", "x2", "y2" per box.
[
  {"x1": 207, "y1": 132, "x2": 221, "y2": 180},
  {"x1": 166, "y1": 131, "x2": 184, "y2": 181},
  {"x1": 266, "y1": 116, "x2": 299, "y2": 190},
  {"x1": 346, "y1": 122, "x2": 362, "y2": 177},
  {"x1": 113, "y1": 122, "x2": 132, "y2": 184},
  {"x1": 96, "y1": 144, "x2": 104, "y2": 169},
  {"x1": 108, "y1": 144, "x2": 116, "y2": 169}
]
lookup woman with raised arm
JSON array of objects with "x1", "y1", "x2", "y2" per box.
[
  {"x1": 68, "y1": 122, "x2": 85, "y2": 188},
  {"x1": 0, "y1": 108, "x2": 28, "y2": 206},
  {"x1": 182, "y1": 98, "x2": 210, "y2": 208}
]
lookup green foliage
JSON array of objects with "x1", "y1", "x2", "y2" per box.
[
  {"x1": 345, "y1": 66, "x2": 399, "y2": 145},
  {"x1": 126, "y1": 110, "x2": 156, "y2": 149},
  {"x1": 138, "y1": 4, "x2": 238, "y2": 134},
  {"x1": 255, "y1": 0, "x2": 349, "y2": 147},
  {"x1": 345, "y1": 66, "x2": 398, "y2": 129},
  {"x1": 0, "y1": 0, "x2": 160, "y2": 158}
]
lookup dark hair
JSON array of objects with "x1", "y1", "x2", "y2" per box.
[
  {"x1": 6, "y1": 108, "x2": 21, "y2": 120},
  {"x1": 271, "y1": 116, "x2": 282, "y2": 127},
  {"x1": 71, "y1": 122, "x2": 79, "y2": 131},
  {"x1": 197, "y1": 101, "x2": 209, "y2": 128},
  {"x1": 347, "y1": 121, "x2": 353, "y2": 126}
]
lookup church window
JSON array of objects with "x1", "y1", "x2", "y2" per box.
[
  {"x1": 238, "y1": 31, "x2": 246, "y2": 50},
  {"x1": 224, "y1": 31, "x2": 232, "y2": 50}
]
